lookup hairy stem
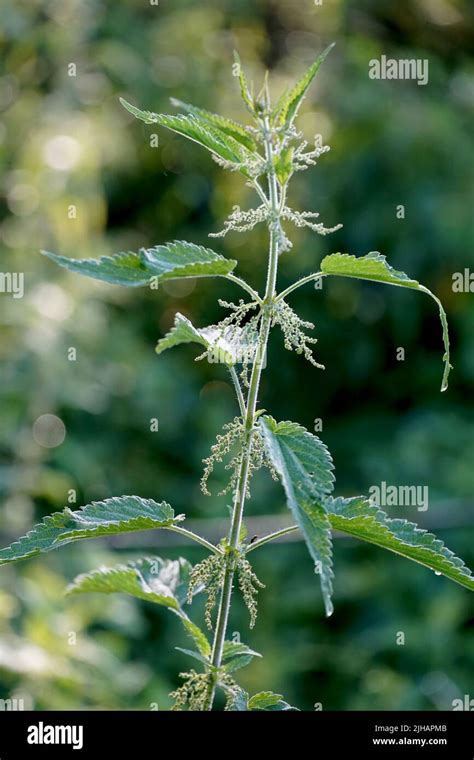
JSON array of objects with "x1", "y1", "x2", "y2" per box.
[
  {"x1": 245, "y1": 524, "x2": 300, "y2": 553},
  {"x1": 222, "y1": 273, "x2": 262, "y2": 303},
  {"x1": 276, "y1": 271, "x2": 326, "y2": 302},
  {"x1": 163, "y1": 525, "x2": 223, "y2": 555},
  {"x1": 203, "y1": 113, "x2": 280, "y2": 710},
  {"x1": 229, "y1": 366, "x2": 246, "y2": 417}
]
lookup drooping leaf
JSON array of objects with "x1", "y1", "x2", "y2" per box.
[
  {"x1": 67, "y1": 556, "x2": 211, "y2": 656},
  {"x1": 43, "y1": 241, "x2": 237, "y2": 288},
  {"x1": 273, "y1": 43, "x2": 335, "y2": 129},
  {"x1": 320, "y1": 251, "x2": 452, "y2": 391},
  {"x1": 170, "y1": 98, "x2": 257, "y2": 151},
  {"x1": 325, "y1": 496, "x2": 474, "y2": 591},
  {"x1": 321, "y1": 251, "x2": 419, "y2": 288},
  {"x1": 156, "y1": 312, "x2": 259, "y2": 366},
  {"x1": 0, "y1": 496, "x2": 179, "y2": 565},
  {"x1": 260, "y1": 416, "x2": 335, "y2": 616},
  {"x1": 67, "y1": 556, "x2": 190, "y2": 608},
  {"x1": 221, "y1": 641, "x2": 262, "y2": 673},
  {"x1": 120, "y1": 99, "x2": 262, "y2": 177}
]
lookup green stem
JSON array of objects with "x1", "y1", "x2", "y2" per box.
[
  {"x1": 223, "y1": 273, "x2": 262, "y2": 304},
  {"x1": 245, "y1": 524, "x2": 299, "y2": 553},
  {"x1": 203, "y1": 113, "x2": 280, "y2": 710},
  {"x1": 229, "y1": 366, "x2": 246, "y2": 417},
  {"x1": 276, "y1": 271, "x2": 326, "y2": 302},
  {"x1": 164, "y1": 525, "x2": 223, "y2": 555}
]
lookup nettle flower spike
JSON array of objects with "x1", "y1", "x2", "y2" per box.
[{"x1": 1, "y1": 45, "x2": 470, "y2": 714}]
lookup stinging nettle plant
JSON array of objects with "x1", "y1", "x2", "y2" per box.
[{"x1": 2, "y1": 44, "x2": 473, "y2": 711}]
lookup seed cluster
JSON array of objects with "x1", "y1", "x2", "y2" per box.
[
  {"x1": 272, "y1": 300, "x2": 325, "y2": 369},
  {"x1": 201, "y1": 416, "x2": 244, "y2": 497},
  {"x1": 237, "y1": 557, "x2": 265, "y2": 629},
  {"x1": 170, "y1": 670, "x2": 211, "y2": 711},
  {"x1": 187, "y1": 553, "x2": 227, "y2": 629},
  {"x1": 201, "y1": 417, "x2": 278, "y2": 498}
]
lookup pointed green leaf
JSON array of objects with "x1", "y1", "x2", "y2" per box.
[
  {"x1": 274, "y1": 146, "x2": 294, "y2": 185},
  {"x1": 42, "y1": 250, "x2": 153, "y2": 287},
  {"x1": 233, "y1": 52, "x2": 255, "y2": 115},
  {"x1": 120, "y1": 99, "x2": 262, "y2": 177},
  {"x1": 156, "y1": 312, "x2": 259, "y2": 367},
  {"x1": 260, "y1": 416, "x2": 335, "y2": 616},
  {"x1": 326, "y1": 496, "x2": 474, "y2": 591},
  {"x1": 321, "y1": 251, "x2": 451, "y2": 391},
  {"x1": 0, "y1": 497, "x2": 179, "y2": 565},
  {"x1": 42, "y1": 241, "x2": 237, "y2": 288},
  {"x1": 170, "y1": 99, "x2": 257, "y2": 151},
  {"x1": 221, "y1": 641, "x2": 262, "y2": 673},
  {"x1": 174, "y1": 648, "x2": 210, "y2": 666},
  {"x1": 67, "y1": 556, "x2": 211, "y2": 656},
  {"x1": 273, "y1": 43, "x2": 335, "y2": 129}
]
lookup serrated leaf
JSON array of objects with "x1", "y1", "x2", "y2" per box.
[
  {"x1": 120, "y1": 99, "x2": 262, "y2": 177},
  {"x1": 142, "y1": 241, "x2": 237, "y2": 280},
  {"x1": 156, "y1": 312, "x2": 258, "y2": 366},
  {"x1": 248, "y1": 691, "x2": 297, "y2": 710},
  {"x1": 260, "y1": 416, "x2": 335, "y2": 617},
  {"x1": 248, "y1": 691, "x2": 283, "y2": 709},
  {"x1": 321, "y1": 251, "x2": 451, "y2": 391},
  {"x1": 67, "y1": 556, "x2": 211, "y2": 656},
  {"x1": 223, "y1": 686, "x2": 297, "y2": 711},
  {"x1": 321, "y1": 251, "x2": 419, "y2": 289},
  {"x1": 273, "y1": 43, "x2": 335, "y2": 129},
  {"x1": 0, "y1": 496, "x2": 178, "y2": 565},
  {"x1": 43, "y1": 241, "x2": 237, "y2": 288},
  {"x1": 325, "y1": 496, "x2": 474, "y2": 592},
  {"x1": 221, "y1": 641, "x2": 262, "y2": 673},
  {"x1": 170, "y1": 98, "x2": 257, "y2": 151}
]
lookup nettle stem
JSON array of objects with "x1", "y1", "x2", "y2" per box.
[{"x1": 203, "y1": 114, "x2": 281, "y2": 710}]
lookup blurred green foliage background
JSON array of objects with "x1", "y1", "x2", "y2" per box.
[{"x1": 0, "y1": 0, "x2": 473, "y2": 710}]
